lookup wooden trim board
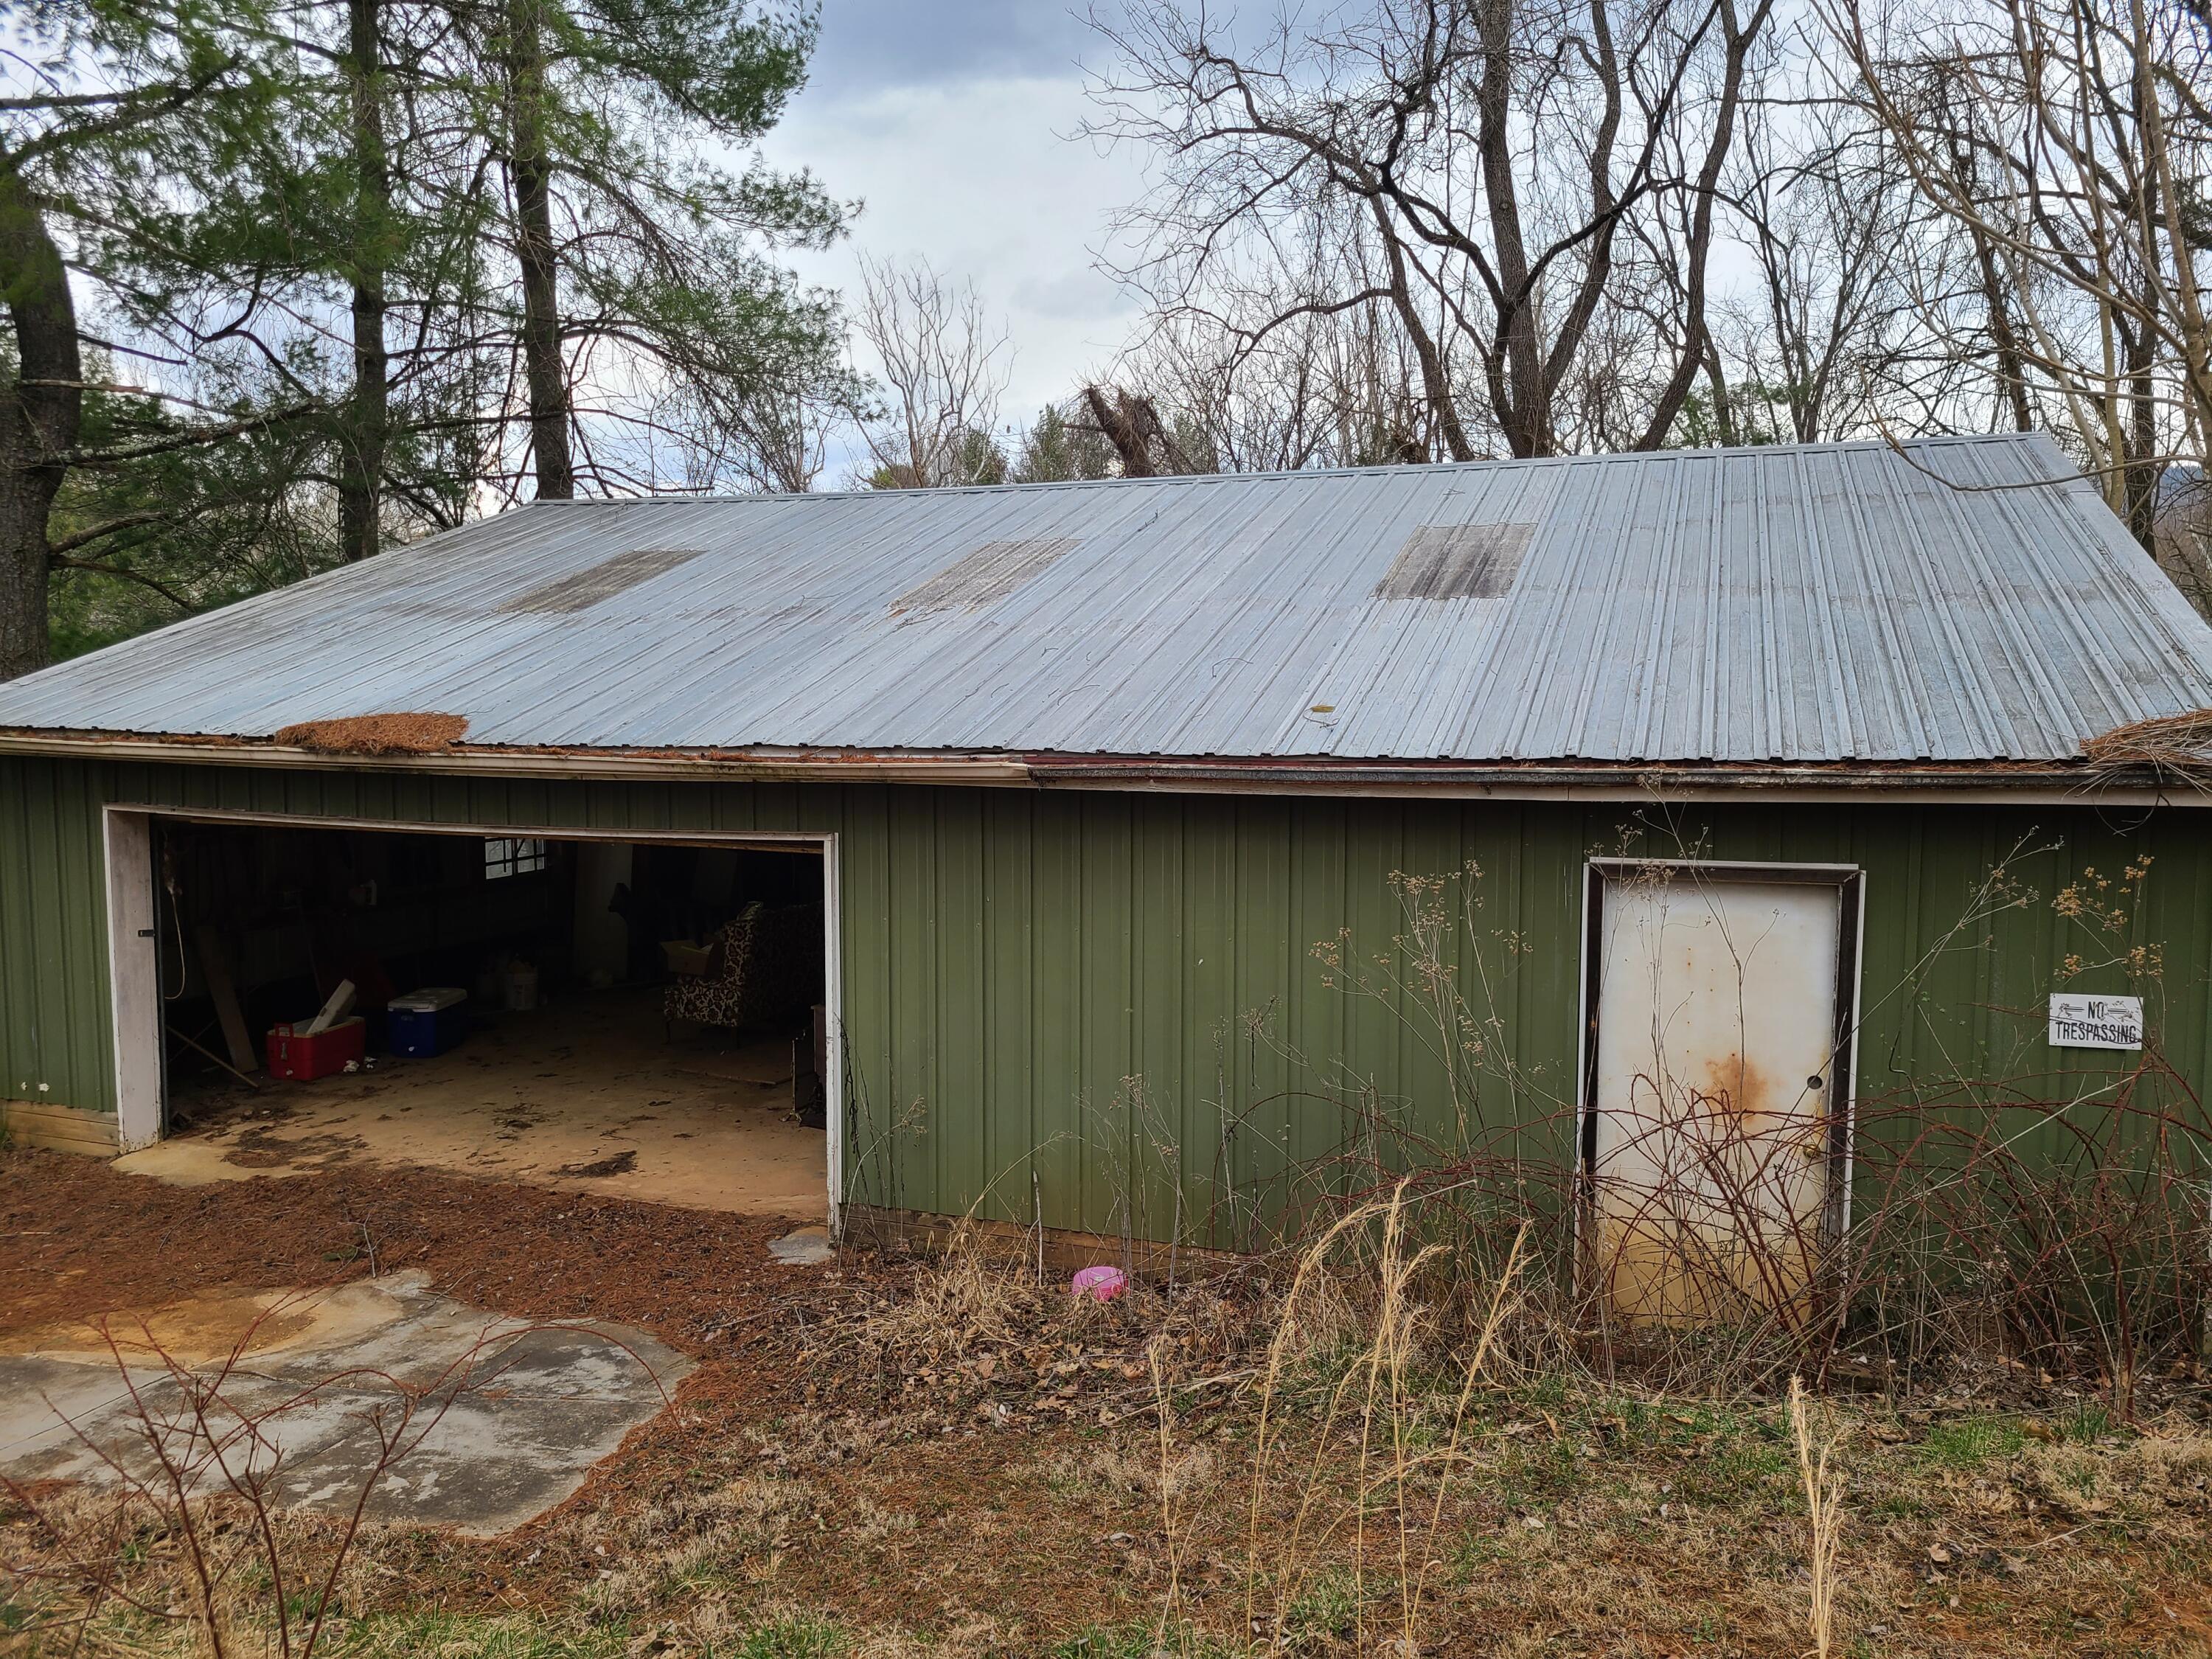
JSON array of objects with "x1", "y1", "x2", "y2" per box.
[{"x1": 2, "y1": 1100, "x2": 119, "y2": 1156}]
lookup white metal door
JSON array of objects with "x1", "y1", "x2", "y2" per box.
[{"x1": 1587, "y1": 869, "x2": 1848, "y2": 1323}]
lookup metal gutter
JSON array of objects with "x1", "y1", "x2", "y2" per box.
[
  {"x1": 0, "y1": 728, "x2": 2199, "y2": 806},
  {"x1": 1023, "y1": 757, "x2": 2197, "y2": 807},
  {"x1": 0, "y1": 731, "x2": 1034, "y2": 787}
]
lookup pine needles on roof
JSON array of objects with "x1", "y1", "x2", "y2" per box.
[
  {"x1": 271, "y1": 712, "x2": 468, "y2": 756},
  {"x1": 2081, "y1": 708, "x2": 2212, "y2": 787}
]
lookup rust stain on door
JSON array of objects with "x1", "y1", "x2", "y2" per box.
[{"x1": 1695, "y1": 1053, "x2": 1775, "y2": 1118}]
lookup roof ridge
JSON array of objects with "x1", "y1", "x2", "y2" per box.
[{"x1": 534, "y1": 432, "x2": 2057, "y2": 507}]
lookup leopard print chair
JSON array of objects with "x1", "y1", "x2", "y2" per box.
[{"x1": 663, "y1": 901, "x2": 824, "y2": 1032}]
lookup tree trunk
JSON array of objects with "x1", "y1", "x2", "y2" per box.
[
  {"x1": 506, "y1": 0, "x2": 571, "y2": 499},
  {"x1": 1475, "y1": 0, "x2": 1551, "y2": 456},
  {"x1": 1636, "y1": 0, "x2": 1769, "y2": 451},
  {"x1": 1082, "y1": 386, "x2": 1155, "y2": 477},
  {"x1": 1972, "y1": 229, "x2": 2036, "y2": 435},
  {"x1": 1702, "y1": 341, "x2": 1740, "y2": 447},
  {"x1": 1368, "y1": 198, "x2": 1475, "y2": 462},
  {"x1": 0, "y1": 156, "x2": 83, "y2": 681},
  {"x1": 1930, "y1": 77, "x2": 2035, "y2": 437},
  {"x1": 2123, "y1": 316, "x2": 2158, "y2": 552},
  {"x1": 341, "y1": 0, "x2": 389, "y2": 562}
]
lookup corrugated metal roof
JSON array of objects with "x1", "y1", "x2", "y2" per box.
[{"x1": 5, "y1": 433, "x2": 2210, "y2": 765}]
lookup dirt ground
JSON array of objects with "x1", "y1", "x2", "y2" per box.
[
  {"x1": 4, "y1": 1147, "x2": 2212, "y2": 1658},
  {"x1": 128, "y1": 986, "x2": 828, "y2": 1217}
]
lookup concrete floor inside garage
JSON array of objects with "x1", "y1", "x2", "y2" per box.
[{"x1": 124, "y1": 983, "x2": 830, "y2": 1220}]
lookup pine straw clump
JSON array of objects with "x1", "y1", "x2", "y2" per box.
[
  {"x1": 271, "y1": 712, "x2": 469, "y2": 756},
  {"x1": 2081, "y1": 707, "x2": 2212, "y2": 785}
]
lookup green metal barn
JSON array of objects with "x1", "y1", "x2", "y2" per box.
[{"x1": 3, "y1": 434, "x2": 2210, "y2": 1304}]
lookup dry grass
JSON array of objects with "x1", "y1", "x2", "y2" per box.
[
  {"x1": 786, "y1": 1217, "x2": 2212, "y2": 1655},
  {"x1": 1225, "y1": 1190, "x2": 1526, "y2": 1654},
  {"x1": 1791, "y1": 1374, "x2": 1846, "y2": 1659}
]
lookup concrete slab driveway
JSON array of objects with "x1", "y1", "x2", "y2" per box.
[{"x1": 0, "y1": 1273, "x2": 692, "y2": 1535}]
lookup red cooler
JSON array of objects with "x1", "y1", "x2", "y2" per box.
[{"x1": 266, "y1": 1016, "x2": 366, "y2": 1080}]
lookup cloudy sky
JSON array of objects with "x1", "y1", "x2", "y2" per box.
[{"x1": 759, "y1": 0, "x2": 1154, "y2": 481}]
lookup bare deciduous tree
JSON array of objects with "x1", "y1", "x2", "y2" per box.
[
  {"x1": 1106, "y1": 288, "x2": 1443, "y2": 473},
  {"x1": 1820, "y1": 0, "x2": 2212, "y2": 542},
  {"x1": 1694, "y1": 42, "x2": 1942, "y2": 445},
  {"x1": 1085, "y1": 0, "x2": 1778, "y2": 460},
  {"x1": 851, "y1": 257, "x2": 1012, "y2": 488}
]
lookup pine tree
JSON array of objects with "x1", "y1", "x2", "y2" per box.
[
  {"x1": 459, "y1": 0, "x2": 854, "y2": 499},
  {"x1": 0, "y1": 0, "x2": 300, "y2": 679},
  {"x1": 2, "y1": 0, "x2": 856, "y2": 675}
]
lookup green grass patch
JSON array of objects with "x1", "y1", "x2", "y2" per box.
[
  {"x1": 1493, "y1": 1436, "x2": 1586, "y2": 1506},
  {"x1": 1685, "y1": 1608, "x2": 1728, "y2": 1644},
  {"x1": 1448, "y1": 1525, "x2": 1512, "y2": 1580},
  {"x1": 1676, "y1": 1440, "x2": 1792, "y2": 1504},
  {"x1": 2060, "y1": 1400, "x2": 2115, "y2": 1444},
  {"x1": 1279, "y1": 1567, "x2": 1360, "y2": 1646},
  {"x1": 1919, "y1": 1415, "x2": 2025, "y2": 1469},
  {"x1": 325, "y1": 1612, "x2": 633, "y2": 1657},
  {"x1": 725, "y1": 1615, "x2": 852, "y2": 1658},
  {"x1": 1050, "y1": 1620, "x2": 1240, "y2": 1658}
]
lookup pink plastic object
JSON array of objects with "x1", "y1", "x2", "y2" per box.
[{"x1": 1070, "y1": 1265, "x2": 1129, "y2": 1303}]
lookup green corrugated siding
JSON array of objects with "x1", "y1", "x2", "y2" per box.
[{"x1": 2, "y1": 754, "x2": 2206, "y2": 1239}]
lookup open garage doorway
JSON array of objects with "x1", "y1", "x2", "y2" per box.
[{"x1": 104, "y1": 809, "x2": 839, "y2": 1222}]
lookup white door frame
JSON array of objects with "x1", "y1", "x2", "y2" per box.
[
  {"x1": 105, "y1": 809, "x2": 163, "y2": 1151},
  {"x1": 100, "y1": 804, "x2": 848, "y2": 1228},
  {"x1": 1573, "y1": 857, "x2": 1868, "y2": 1278}
]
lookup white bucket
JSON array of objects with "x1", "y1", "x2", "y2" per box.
[{"x1": 504, "y1": 964, "x2": 539, "y2": 1012}]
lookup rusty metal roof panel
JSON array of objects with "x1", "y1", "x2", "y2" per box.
[{"x1": 4, "y1": 433, "x2": 2210, "y2": 765}]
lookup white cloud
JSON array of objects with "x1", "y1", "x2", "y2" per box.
[{"x1": 763, "y1": 68, "x2": 1154, "y2": 479}]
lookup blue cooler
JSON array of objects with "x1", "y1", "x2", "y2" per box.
[{"x1": 387, "y1": 987, "x2": 467, "y2": 1057}]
